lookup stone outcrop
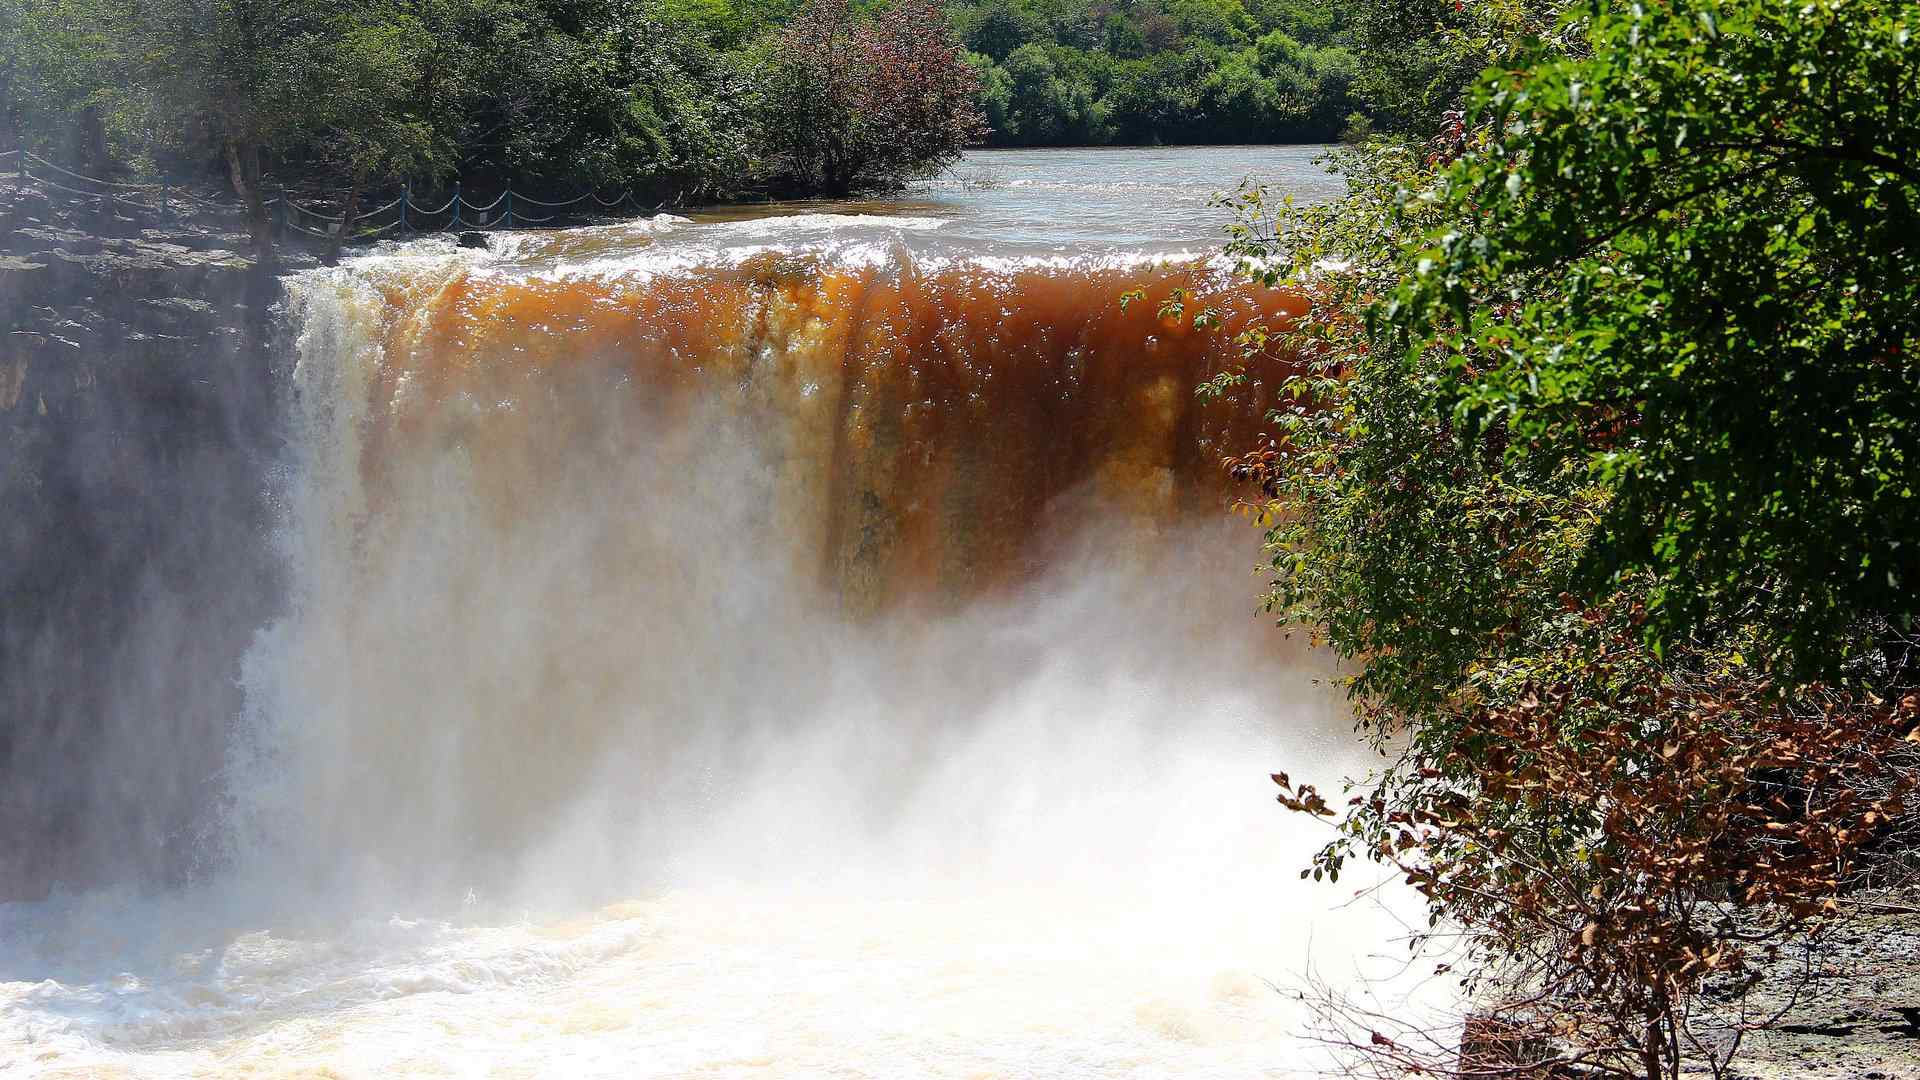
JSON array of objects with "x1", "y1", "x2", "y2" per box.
[{"x1": 0, "y1": 184, "x2": 299, "y2": 898}]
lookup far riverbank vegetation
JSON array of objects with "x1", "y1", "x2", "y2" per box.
[{"x1": 0, "y1": 0, "x2": 1390, "y2": 221}]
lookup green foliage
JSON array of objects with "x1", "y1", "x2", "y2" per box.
[
  {"x1": 1164, "y1": 0, "x2": 1250, "y2": 47},
  {"x1": 1244, "y1": 0, "x2": 1342, "y2": 44},
  {"x1": 948, "y1": 0, "x2": 1373, "y2": 145},
  {"x1": 0, "y1": 0, "x2": 1426, "y2": 175},
  {"x1": 992, "y1": 43, "x2": 1108, "y2": 144},
  {"x1": 1390, "y1": 0, "x2": 1920, "y2": 679},
  {"x1": 1102, "y1": 13, "x2": 1147, "y2": 59},
  {"x1": 0, "y1": 0, "x2": 975, "y2": 206},
  {"x1": 1219, "y1": 142, "x2": 1596, "y2": 724},
  {"x1": 1346, "y1": 0, "x2": 1571, "y2": 136},
  {"x1": 962, "y1": 0, "x2": 1050, "y2": 60},
  {"x1": 1220, "y1": 0, "x2": 1917, "y2": 746},
  {"x1": 1217, "y1": 0, "x2": 1920, "y2": 1068}
]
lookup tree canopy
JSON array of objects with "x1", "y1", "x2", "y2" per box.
[
  {"x1": 2, "y1": 0, "x2": 1402, "y2": 211},
  {"x1": 952, "y1": 0, "x2": 1369, "y2": 145},
  {"x1": 0, "y1": 0, "x2": 982, "y2": 216},
  {"x1": 1404, "y1": 0, "x2": 1919, "y2": 678}
]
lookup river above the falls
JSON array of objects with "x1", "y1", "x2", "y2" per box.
[
  {"x1": 469, "y1": 145, "x2": 1344, "y2": 274},
  {"x1": 747, "y1": 145, "x2": 1344, "y2": 251},
  {"x1": 0, "y1": 145, "x2": 1441, "y2": 1080}
]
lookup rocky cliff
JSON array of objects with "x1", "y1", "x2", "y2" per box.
[{"x1": 1, "y1": 184, "x2": 290, "y2": 898}]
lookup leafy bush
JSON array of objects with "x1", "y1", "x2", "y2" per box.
[
  {"x1": 1209, "y1": 0, "x2": 1920, "y2": 1074},
  {"x1": 755, "y1": 0, "x2": 985, "y2": 193},
  {"x1": 1395, "y1": 0, "x2": 1920, "y2": 679}
]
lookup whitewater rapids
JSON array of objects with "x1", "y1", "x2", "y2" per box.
[{"x1": 1, "y1": 153, "x2": 1442, "y2": 1078}]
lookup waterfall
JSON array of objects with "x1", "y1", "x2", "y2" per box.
[
  {"x1": 1, "y1": 220, "x2": 1438, "y2": 1078},
  {"x1": 232, "y1": 235, "x2": 1311, "y2": 901}
]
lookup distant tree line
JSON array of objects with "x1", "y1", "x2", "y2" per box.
[{"x1": 951, "y1": 0, "x2": 1369, "y2": 145}]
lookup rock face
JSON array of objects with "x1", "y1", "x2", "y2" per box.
[
  {"x1": 1709, "y1": 900, "x2": 1920, "y2": 1079},
  {"x1": 0, "y1": 189, "x2": 293, "y2": 898}
]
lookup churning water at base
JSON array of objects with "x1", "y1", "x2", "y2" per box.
[{"x1": 1, "y1": 150, "x2": 1441, "y2": 1077}]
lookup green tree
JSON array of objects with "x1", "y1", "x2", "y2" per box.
[
  {"x1": 1243, "y1": 0, "x2": 1343, "y2": 44},
  {"x1": 1348, "y1": 0, "x2": 1566, "y2": 135},
  {"x1": 1213, "y1": 0, "x2": 1920, "y2": 1072},
  {"x1": 999, "y1": 42, "x2": 1106, "y2": 143},
  {"x1": 1102, "y1": 12, "x2": 1146, "y2": 58},
  {"x1": 1165, "y1": 0, "x2": 1247, "y2": 46},
  {"x1": 963, "y1": 0, "x2": 1048, "y2": 60},
  {"x1": 1195, "y1": 48, "x2": 1284, "y2": 139},
  {"x1": 144, "y1": 0, "x2": 337, "y2": 260},
  {"x1": 757, "y1": 0, "x2": 985, "y2": 193},
  {"x1": 1390, "y1": 0, "x2": 1920, "y2": 678},
  {"x1": 964, "y1": 50, "x2": 1013, "y2": 135}
]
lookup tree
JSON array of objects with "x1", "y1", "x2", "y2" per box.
[
  {"x1": 1105, "y1": 48, "x2": 1204, "y2": 141},
  {"x1": 1165, "y1": 0, "x2": 1247, "y2": 46},
  {"x1": 963, "y1": 0, "x2": 1049, "y2": 60},
  {"x1": 964, "y1": 49, "x2": 1013, "y2": 135},
  {"x1": 9, "y1": 0, "x2": 443, "y2": 261},
  {"x1": 1195, "y1": 48, "x2": 1285, "y2": 140},
  {"x1": 1393, "y1": 0, "x2": 1920, "y2": 680},
  {"x1": 1102, "y1": 12, "x2": 1146, "y2": 58},
  {"x1": 1346, "y1": 0, "x2": 1567, "y2": 136},
  {"x1": 300, "y1": 8, "x2": 451, "y2": 260},
  {"x1": 1, "y1": 0, "x2": 134, "y2": 168},
  {"x1": 1206, "y1": 0, "x2": 1920, "y2": 1073},
  {"x1": 142, "y1": 0, "x2": 335, "y2": 262},
  {"x1": 758, "y1": 0, "x2": 984, "y2": 194}
]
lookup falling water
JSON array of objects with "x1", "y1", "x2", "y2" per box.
[{"x1": 1, "y1": 149, "x2": 1439, "y2": 1078}]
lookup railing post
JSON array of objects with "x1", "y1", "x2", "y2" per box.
[
  {"x1": 402, "y1": 181, "x2": 411, "y2": 232},
  {"x1": 451, "y1": 181, "x2": 461, "y2": 229},
  {"x1": 160, "y1": 174, "x2": 170, "y2": 223},
  {"x1": 503, "y1": 188, "x2": 512, "y2": 229}
]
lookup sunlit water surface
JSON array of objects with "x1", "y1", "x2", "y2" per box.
[{"x1": 754, "y1": 145, "x2": 1345, "y2": 251}]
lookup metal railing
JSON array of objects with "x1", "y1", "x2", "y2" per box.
[
  {"x1": 2, "y1": 148, "x2": 185, "y2": 220},
  {"x1": 275, "y1": 181, "x2": 644, "y2": 240},
  {"x1": 2, "y1": 149, "x2": 651, "y2": 242}
]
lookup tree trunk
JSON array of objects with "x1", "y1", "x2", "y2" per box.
[
  {"x1": 0, "y1": 70, "x2": 17, "y2": 160},
  {"x1": 327, "y1": 171, "x2": 366, "y2": 266},
  {"x1": 76, "y1": 105, "x2": 108, "y2": 175},
  {"x1": 1642, "y1": 1014, "x2": 1668, "y2": 1080},
  {"x1": 224, "y1": 137, "x2": 276, "y2": 269}
]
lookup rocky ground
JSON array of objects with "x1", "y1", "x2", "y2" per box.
[{"x1": 1700, "y1": 894, "x2": 1920, "y2": 1079}]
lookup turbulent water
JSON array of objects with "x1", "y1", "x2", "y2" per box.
[{"x1": 0, "y1": 148, "x2": 1438, "y2": 1078}]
